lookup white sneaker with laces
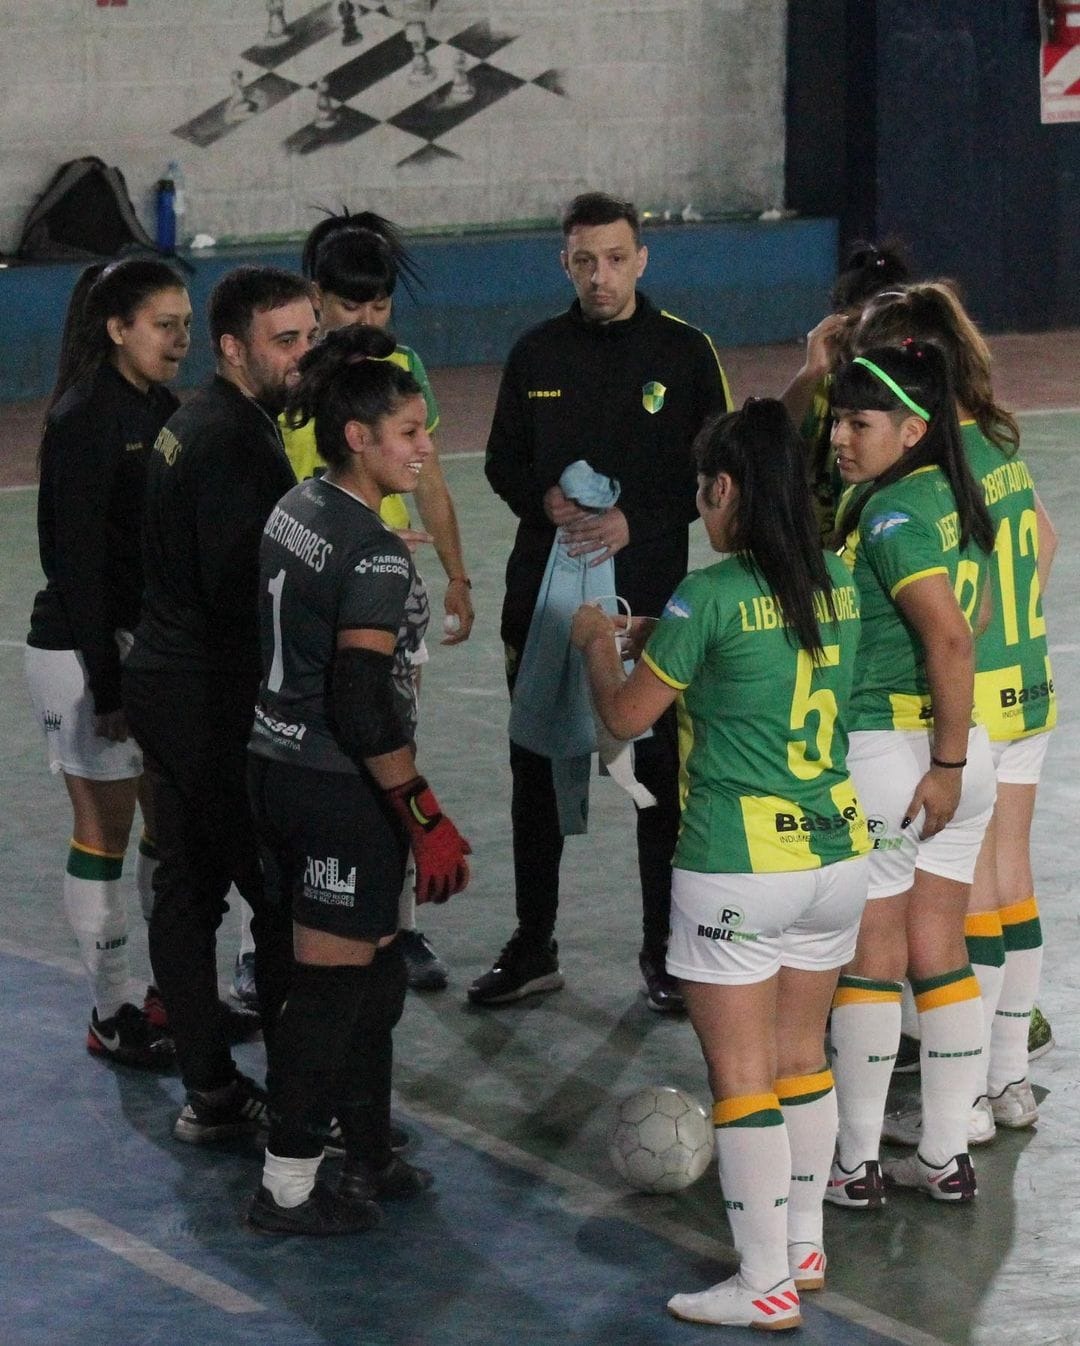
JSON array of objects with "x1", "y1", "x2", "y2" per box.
[
  {"x1": 788, "y1": 1241, "x2": 826, "y2": 1291},
  {"x1": 881, "y1": 1097, "x2": 995, "y2": 1147},
  {"x1": 988, "y1": 1078, "x2": 1038, "y2": 1128},
  {"x1": 883, "y1": 1151, "x2": 977, "y2": 1202},
  {"x1": 667, "y1": 1274, "x2": 802, "y2": 1330}
]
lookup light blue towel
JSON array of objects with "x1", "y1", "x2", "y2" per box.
[{"x1": 508, "y1": 461, "x2": 620, "y2": 835}]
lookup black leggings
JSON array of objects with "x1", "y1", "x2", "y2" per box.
[{"x1": 123, "y1": 666, "x2": 292, "y2": 1092}]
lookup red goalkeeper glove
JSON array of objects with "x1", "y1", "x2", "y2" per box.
[{"x1": 383, "y1": 775, "x2": 472, "y2": 904}]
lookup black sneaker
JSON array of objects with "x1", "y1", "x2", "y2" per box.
[
  {"x1": 174, "y1": 1072, "x2": 267, "y2": 1144},
  {"x1": 339, "y1": 1154, "x2": 434, "y2": 1201},
  {"x1": 892, "y1": 1032, "x2": 921, "y2": 1074},
  {"x1": 467, "y1": 931, "x2": 564, "y2": 1006},
  {"x1": 247, "y1": 1183, "x2": 381, "y2": 1235},
  {"x1": 638, "y1": 951, "x2": 685, "y2": 1013},
  {"x1": 399, "y1": 930, "x2": 449, "y2": 991},
  {"x1": 296, "y1": 1117, "x2": 410, "y2": 1158},
  {"x1": 87, "y1": 1003, "x2": 176, "y2": 1070},
  {"x1": 230, "y1": 952, "x2": 259, "y2": 1010}
]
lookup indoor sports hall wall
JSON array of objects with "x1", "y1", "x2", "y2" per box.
[{"x1": 0, "y1": 0, "x2": 787, "y2": 252}]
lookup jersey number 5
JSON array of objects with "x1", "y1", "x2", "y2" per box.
[{"x1": 788, "y1": 645, "x2": 840, "y2": 781}]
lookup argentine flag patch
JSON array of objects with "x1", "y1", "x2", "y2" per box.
[
  {"x1": 867, "y1": 511, "x2": 911, "y2": 542},
  {"x1": 663, "y1": 596, "x2": 692, "y2": 620}
]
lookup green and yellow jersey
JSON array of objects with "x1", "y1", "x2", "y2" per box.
[
  {"x1": 962, "y1": 422, "x2": 1055, "y2": 740},
  {"x1": 838, "y1": 465, "x2": 989, "y2": 733},
  {"x1": 642, "y1": 551, "x2": 868, "y2": 874},
  {"x1": 280, "y1": 342, "x2": 439, "y2": 531}
]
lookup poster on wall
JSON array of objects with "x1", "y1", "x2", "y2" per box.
[{"x1": 1040, "y1": 1, "x2": 1080, "y2": 123}]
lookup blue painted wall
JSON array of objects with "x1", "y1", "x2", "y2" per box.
[{"x1": 0, "y1": 217, "x2": 836, "y2": 402}]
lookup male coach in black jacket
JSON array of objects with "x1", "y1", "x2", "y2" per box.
[
  {"x1": 471, "y1": 192, "x2": 731, "y2": 1012},
  {"x1": 124, "y1": 267, "x2": 318, "y2": 1141}
]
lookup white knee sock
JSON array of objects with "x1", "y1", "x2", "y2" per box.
[
  {"x1": 776, "y1": 1068, "x2": 836, "y2": 1248},
  {"x1": 829, "y1": 976, "x2": 902, "y2": 1170},
  {"x1": 914, "y1": 968, "x2": 983, "y2": 1165},
  {"x1": 964, "y1": 912, "x2": 1005, "y2": 1098},
  {"x1": 64, "y1": 841, "x2": 129, "y2": 1020},
  {"x1": 713, "y1": 1093, "x2": 791, "y2": 1292},
  {"x1": 135, "y1": 832, "x2": 158, "y2": 923},
  {"x1": 397, "y1": 851, "x2": 417, "y2": 933},
  {"x1": 991, "y1": 898, "x2": 1044, "y2": 1092}
]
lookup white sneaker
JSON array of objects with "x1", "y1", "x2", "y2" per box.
[
  {"x1": 823, "y1": 1157, "x2": 886, "y2": 1209},
  {"x1": 988, "y1": 1079, "x2": 1038, "y2": 1128},
  {"x1": 788, "y1": 1241, "x2": 826, "y2": 1291},
  {"x1": 881, "y1": 1098, "x2": 995, "y2": 1147},
  {"x1": 667, "y1": 1274, "x2": 801, "y2": 1330},
  {"x1": 883, "y1": 1151, "x2": 977, "y2": 1202}
]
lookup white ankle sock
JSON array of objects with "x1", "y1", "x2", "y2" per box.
[{"x1": 262, "y1": 1151, "x2": 321, "y2": 1208}]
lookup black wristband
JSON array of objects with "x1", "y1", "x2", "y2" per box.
[{"x1": 930, "y1": 754, "x2": 967, "y2": 769}]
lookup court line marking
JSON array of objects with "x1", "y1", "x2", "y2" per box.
[
  {"x1": 45, "y1": 1209, "x2": 266, "y2": 1315},
  {"x1": 396, "y1": 1095, "x2": 951, "y2": 1346}
]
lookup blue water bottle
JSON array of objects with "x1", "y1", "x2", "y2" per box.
[{"x1": 155, "y1": 175, "x2": 177, "y2": 251}]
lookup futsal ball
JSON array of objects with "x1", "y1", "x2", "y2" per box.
[{"x1": 609, "y1": 1085, "x2": 713, "y2": 1194}]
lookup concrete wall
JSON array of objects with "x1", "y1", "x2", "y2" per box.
[{"x1": 0, "y1": 0, "x2": 787, "y2": 253}]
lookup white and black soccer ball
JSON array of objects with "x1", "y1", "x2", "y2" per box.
[{"x1": 609, "y1": 1085, "x2": 713, "y2": 1194}]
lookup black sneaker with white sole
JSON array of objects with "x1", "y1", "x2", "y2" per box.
[
  {"x1": 174, "y1": 1072, "x2": 267, "y2": 1144},
  {"x1": 87, "y1": 1003, "x2": 175, "y2": 1070},
  {"x1": 467, "y1": 931, "x2": 564, "y2": 1006},
  {"x1": 638, "y1": 950, "x2": 685, "y2": 1013},
  {"x1": 247, "y1": 1183, "x2": 381, "y2": 1236}
]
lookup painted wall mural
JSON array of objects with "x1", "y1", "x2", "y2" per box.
[{"x1": 173, "y1": 2, "x2": 566, "y2": 168}]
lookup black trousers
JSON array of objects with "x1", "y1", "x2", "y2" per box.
[
  {"x1": 123, "y1": 665, "x2": 292, "y2": 1092},
  {"x1": 506, "y1": 648, "x2": 681, "y2": 955}
]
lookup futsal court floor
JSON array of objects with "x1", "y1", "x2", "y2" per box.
[{"x1": 1, "y1": 338, "x2": 1078, "y2": 1346}]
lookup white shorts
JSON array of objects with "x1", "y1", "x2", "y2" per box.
[
  {"x1": 989, "y1": 731, "x2": 1051, "y2": 785},
  {"x1": 666, "y1": 856, "x2": 869, "y2": 985},
  {"x1": 847, "y1": 726, "x2": 996, "y2": 899},
  {"x1": 24, "y1": 642, "x2": 142, "y2": 781}
]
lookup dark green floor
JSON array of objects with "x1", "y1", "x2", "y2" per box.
[{"x1": 2, "y1": 418, "x2": 1078, "y2": 1345}]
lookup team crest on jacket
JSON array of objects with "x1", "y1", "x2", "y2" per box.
[{"x1": 642, "y1": 380, "x2": 666, "y2": 414}]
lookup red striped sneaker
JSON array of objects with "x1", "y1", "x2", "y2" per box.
[
  {"x1": 667, "y1": 1275, "x2": 802, "y2": 1330},
  {"x1": 788, "y1": 1241, "x2": 827, "y2": 1291}
]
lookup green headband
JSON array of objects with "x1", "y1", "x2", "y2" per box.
[{"x1": 852, "y1": 356, "x2": 931, "y2": 421}]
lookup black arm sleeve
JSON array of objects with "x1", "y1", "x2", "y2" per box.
[{"x1": 330, "y1": 647, "x2": 410, "y2": 763}]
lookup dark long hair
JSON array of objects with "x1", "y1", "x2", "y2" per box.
[
  {"x1": 48, "y1": 257, "x2": 186, "y2": 413},
  {"x1": 830, "y1": 237, "x2": 912, "y2": 312},
  {"x1": 854, "y1": 280, "x2": 1020, "y2": 454},
  {"x1": 830, "y1": 342, "x2": 994, "y2": 554},
  {"x1": 695, "y1": 398, "x2": 836, "y2": 660},
  {"x1": 285, "y1": 323, "x2": 421, "y2": 469},
  {"x1": 301, "y1": 208, "x2": 422, "y2": 303}
]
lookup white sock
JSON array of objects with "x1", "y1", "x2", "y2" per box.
[
  {"x1": 713, "y1": 1094, "x2": 791, "y2": 1292},
  {"x1": 397, "y1": 851, "x2": 417, "y2": 933},
  {"x1": 777, "y1": 1068, "x2": 836, "y2": 1248},
  {"x1": 914, "y1": 968, "x2": 983, "y2": 1166},
  {"x1": 64, "y1": 842, "x2": 130, "y2": 1021},
  {"x1": 900, "y1": 980, "x2": 920, "y2": 1039},
  {"x1": 262, "y1": 1150, "x2": 321, "y2": 1208},
  {"x1": 829, "y1": 976, "x2": 902, "y2": 1170},
  {"x1": 991, "y1": 897, "x2": 1044, "y2": 1092},
  {"x1": 135, "y1": 833, "x2": 158, "y2": 923},
  {"x1": 237, "y1": 895, "x2": 256, "y2": 958},
  {"x1": 964, "y1": 911, "x2": 1005, "y2": 1098}
]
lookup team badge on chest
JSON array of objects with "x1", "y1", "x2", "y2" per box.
[{"x1": 642, "y1": 380, "x2": 666, "y2": 414}]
